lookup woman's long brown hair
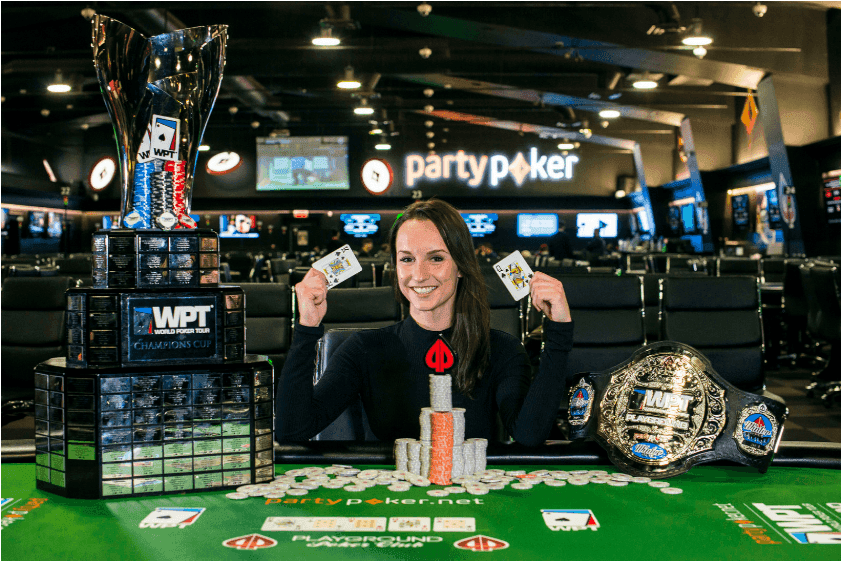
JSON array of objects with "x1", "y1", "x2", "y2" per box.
[{"x1": 389, "y1": 198, "x2": 490, "y2": 397}]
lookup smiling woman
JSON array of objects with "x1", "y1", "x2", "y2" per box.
[{"x1": 276, "y1": 198, "x2": 575, "y2": 447}]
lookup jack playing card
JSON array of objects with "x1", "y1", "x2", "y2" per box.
[
  {"x1": 311, "y1": 245, "x2": 363, "y2": 289},
  {"x1": 493, "y1": 250, "x2": 534, "y2": 301}
]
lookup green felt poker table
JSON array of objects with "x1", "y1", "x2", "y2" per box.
[{"x1": 2, "y1": 441, "x2": 840, "y2": 560}]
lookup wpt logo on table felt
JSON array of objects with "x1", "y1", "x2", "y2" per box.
[{"x1": 541, "y1": 509, "x2": 600, "y2": 531}]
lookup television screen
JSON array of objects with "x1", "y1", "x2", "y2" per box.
[
  {"x1": 219, "y1": 214, "x2": 259, "y2": 238},
  {"x1": 765, "y1": 188, "x2": 782, "y2": 226},
  {"x1": 576, "y1": 213, "x2": 618, "y2": 238},
  {"x1": 516, "y1": 213, "x2": 558, "y2": 237},
  {"x1": 256, "y1": 136, "x2": 349, "y2": 191},
  {"x1": 341, "y1": 213, "x2": 380, "y2": 238},
  {"x1": 28, "y1": 211, "x2": 46, "y2": 236},
  {"x1": 731, "y1": 194, "x2": 750, "y2": 227},
  {"x1": 668, "y1": 206, "x2": 681, "y2": 232},
  {"x1": 461, "y1": 213, "x2": 498, "y2": 237},
  {"x1": 102, "y1": 214, "x2": 122, "y2": 229},
  {"x1": 680, "y1": 204, "x2": 696, "y2": 234},
  {"x1": 47, "y1": 212, "x2": 63, "y2": 238},
  {"x1": 822, "y1": 169, "x2": 841, "y2": 225}
]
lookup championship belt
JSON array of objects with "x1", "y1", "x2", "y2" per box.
[{"x1": 566, "y1": 342, "x2": 788, "y2": 478}]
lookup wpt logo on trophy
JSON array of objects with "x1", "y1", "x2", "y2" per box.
[{"x1": 128, "y1": 296, "x2": 217, "y2": 361}]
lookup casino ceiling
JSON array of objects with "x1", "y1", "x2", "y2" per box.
[{"x1": 1, "y1": 1, "x2": 839, "y2": 152}]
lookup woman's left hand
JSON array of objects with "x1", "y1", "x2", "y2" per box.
[{"x1": 530, "y1": 271, "x2": 572, "y2": 323}]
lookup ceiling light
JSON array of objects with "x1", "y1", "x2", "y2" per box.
[
  {"x1": 419, "y1": 47, "x2": 432, "y2": 59},
  {"x1": 427, "y1": 142, "x2": 435, "y2": 149},
  {"x1": 354, "y1": 98, "x2": 375, "y2": 115},
  {"x1": 615, "y1": 189, "x2": 627, "y2": 199},
  {"x1": 426, "y1": 131, "x2": 435, "y2": 139},
  {"x1": 337, "y1": 66, "x2": 361, "y2": 89},
  {"x1": 312, "y1": 27, "x2": 340, "y2": 46},
  {"x1": 682, "y1": 19, "x2": 712, "y2": 46},
  {"x1": 375, "y1": 135, "x2": 391, "y2": 150},
  {"x1": 47, "y1": 70, "x2": 71, "y2": 93},
  {"x1": 693, "y1": 46, "x2": 707, "y2": 59},
  {"x1": 632, "y1": 77, "x2": 658, "y2": 89},
  {"x1": 423, "y1": 105, "x2": 434, "y2": 113},
  {"x1": 424, "y1": 120, "x2": 434, "y2": 128},
  {"x1": 369, "y1": 127, "x2": 383, "y2": 135},
  {"x1": 598, "y1": 109, "x2": 621, "y2": 119},
  {"x1": 417, "y1": 2, "x2": 432, "y2": 17},
  {"x1": 198, "y1": 145, "x2": 211, "y2": 152},
  {"x1": 251, "y1": 121, "x2": 261, "y2": 129},
  {"x1": 557, "y1": 143, "x2": 575, "y2": 150}
]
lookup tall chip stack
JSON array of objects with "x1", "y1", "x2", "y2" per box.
[{"x1": 393, "y1": 338, "x2": 487, "y2": 484}]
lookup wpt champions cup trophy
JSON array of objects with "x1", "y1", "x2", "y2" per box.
[{"x1": 34, "y1": 16, "x2": 275, "y2": 499}]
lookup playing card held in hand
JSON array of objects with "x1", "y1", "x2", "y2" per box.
[
  {"x1": 311, "y1": 245, "x2": 363, "y2": 289},
  {"x1": 493, "y1": 250, "x2": 535, "y2": 301}
]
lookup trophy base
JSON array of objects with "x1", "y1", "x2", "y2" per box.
[
  {"x1": 33, "y1": 355, "x2": 274, "y2": 499},
  {"x1": 92, "y1": 229, "x2": 220, "y2": 289},
  {"x1": 66, "y1": 285, "x2": 245, "y2": 369}
]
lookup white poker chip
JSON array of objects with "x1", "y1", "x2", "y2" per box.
[
  {"x1": 648, "y1": 481, "x2": 671, "y2": 488},
  {"x1": 356, "y1": 469, "x2": 379, "y2": 480},
  {"x1": 226, "y1": 492, "x2": 249, "y2": 500},
  {"x1": 407, "y1": 475, "x2": 431, "y2": 487},
  {"x1": 511, "y1": 482, "x2": 533, "y2": 490},
  {"x1": 248, "y1": 490, "x2": 268, "y2": 497},
  {"x1": 427, "y1": 489, "x2": 450, "y2": 497},
  {"x1": 445, "y1": 486, "x2": 466, "y2": 494},
  {"x1": 632, "y1": 477, "x2": 652, "y2": 484},
  {"x1": 295, "y1": 482, "x2": 320, "y2": 490},
  {"x1": 485, "y1": 482, "x2": 506, "y2": 490},
  {"x1": 610, "y1": 473, "x2": 634, "y2": 481},
  {"x1": 344, "y1": 485, "x2": 368, "y2": 492},
  {"x1": 466, "y1": 487, "x2": 490, "y2": 495},
  {"x1": 263, "y1": 491, "x2": 287, "y2": 498},
  {"x1": 587, "y1": 470, "x2": 609, "y2": 476},
  {"x1": 505, "y1": 470, "x2": 526, "y2": 477},
  {"x1": 569, "y1": 470, "x2": 589, "y2": 475},
  {"x1": 392, "y1": 470, "x2": 412, "y2": 480},
  {"x1": 322, "y1": 481, "x2": 346, "y2": 489},
  {"x1": 544, "y1": 479, "x2": 567, "y2": 487},
  {"x1": 549, "y1": 471, "x2": 571, "y2": 479},
  {"x1": 332, "y1": 464, "x2": 353, "y2": 469},
  {"x1": 303, "y1": 466, "x2": 326, "y2": 474},
  {"x1": 339, "y1": 469, "x2": 361, "y2": 477},
  {"x1": 284, "y1": 469, "x2": 308, "y2": 477},
  {"x1": 567, "y1": 479, "x2": 589, "y2": 486},
  {"x1": 588, "y1": 479, "x2": 607, "y2": 484},
  {"x1": 387, "y1": 484, "x2": 412, "y2": 492},
  {"x1": 528, "y1": 470, "x2": 550, "y2": 477},
  {"x1": 607, "y1": 480, "x2": 629, "y2": 487},
  {"x1": 661, "y1": 487, "x2": 683, "y2": 495},
  {"x1": 286, "y1": 488, "x2": 309, "y2": 496}
]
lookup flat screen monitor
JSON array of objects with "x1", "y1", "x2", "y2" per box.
[
  {"x1": 731, "y1": 194, "x2": 750, "y2": 227},
  {"x1": 47, "y1": 212, "x2": 63, "y2": 238},
  {"x1": 219, "y1": 214, "x2": 259, "y2": 238},
  {"x1": 256, "y1": 136, "x2": 350, "y2": 191},
  {"x1": 576, "y1": 213, "x2": 617, "y2": 238},
  {"x1": 680, "y1": 204, "x2": 696, "y2": 234},
  {"x1": 461, "y1": 213, "x2": 498, "y2": 238},
  {"x1": 341, "y1": 213, "x2": 380, "y2": 238},
  {"x1": 822, "y1": 170, "x2": 841, "y2": 225},
  {"x1": 668, "y1": 206, "x2": 681, "y2": 232},
  {"x1": 765, "y1": 188, "x2": 782, "y2": 226},
  {"x1": 28, "y1": 211, "x2": 46, "y2": 236},
  {"x1": 516, "y1": 213, "x2": 558, "y2": 238}
]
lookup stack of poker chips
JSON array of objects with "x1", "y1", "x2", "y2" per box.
[
  {"x1": 126, "y1": 158, "x2": 190, "y2": 231},
  {"x1": 394, "y1": 375, "x2": 487, "y2": 486}
]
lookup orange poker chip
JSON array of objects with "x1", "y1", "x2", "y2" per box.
[{"x1": 429, "y1": 412, "x2": 454, "y2": 485}]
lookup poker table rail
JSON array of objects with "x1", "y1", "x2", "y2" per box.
[{"x1": 2, "y1": 438, "x2": 839, "y2": 469}]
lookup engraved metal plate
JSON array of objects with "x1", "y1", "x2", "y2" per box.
[
  {"x1": 734, "y1": 403, "x2": 779, "y2": 456},
  {"x1": 597, "y1": 351, "x2": 726, "y2": 475},
  {"x1": 568, "y1": 378, "x2": 593, "y2": 426}
]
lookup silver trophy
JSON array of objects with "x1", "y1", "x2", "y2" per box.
[{"x1": 92, "y1": 15, "x2": 227, "y2": 230}]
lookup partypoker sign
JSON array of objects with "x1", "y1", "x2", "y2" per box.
[{"x1": 405, "y1": 149, "x2": 579, "y2": 189}]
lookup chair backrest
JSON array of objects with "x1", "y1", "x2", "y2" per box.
[
  {"x1": 661, "y1": 275, "x2": 763, "y2": 391},
  {"x1": 782, "y1": 259, "x2": 808, "y2": 317},
  {"x1": 224, "y1": 253, "x2": 255, "y2": 282},
  {"x1": 556, "y1": 274, "x2": 646, "y2": 384},
  {"x1": 321, "y1": 286, "x2": 402, "y2": 330},
  {"x1": 1, "y1": 276, "x2": 76, "y2": 401},
  {"x1": 717, "y1": 257, "x2": 761, "y2": 277},
  {"x1": 54, "y1": 256, "x2": 93, "y2": 275},
  {"x1": 667, "y1": 255, "x2": 708, "y2": 274},
  {"x1": 483, "y1": 270, "x2": 523, "y2": 340},
  {"x1": 311, "y1": 328, "x2": 377, "y2": 440},
  {"x1": 237, "y1": 283, "x2": 294, "y2": 378},
  {"x1": 801, "y1": 262, "x2": 841, "y2": 341},
  {"x1": 624, "y1": 254, "x2": 649, "y2": 274},
  {"x1": 761, "y1": 257, "x2": 786, "y2": 285}
]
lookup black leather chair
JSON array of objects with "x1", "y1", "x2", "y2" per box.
[
  {"x1": 311, "y1": 328, "x2": 377, "y2": 441},
  {"x1": 761, "y1": 257, "x2": 786, "y2": 285},
  {"x1": 53, "y1": 256, "x2": 92, "y2": 276},
  {"x1": 1, "y1": 276, "x2": 76, "y2": 403},
  {"x1": 666, "y1": 255, "x2": 708, "y2": 274},
  {"x1": 717, "y1": 257, "x2": 761, "y2": 277},
  {"x1": 320, "y1": 286, "x2": 402, "y2": 331},
  {"x1": 661, "y1": 275, "x2": 765, "y2": 391},
  {"x1": 556, "y1": 274, "x2": 646, "y2": 385},
  {"x1": 483, "y1": 270, "x2": 524, "y2": 341},
  {"x1": 640, "y1": 273, "x2": 667, "y2": 343},
  {"x1": 801, "y1": 262, "x2": 841, "y2": 405},
  {"x1": 781, "y1": 259, "x2": 823, "y2": 367},
  {"x1": 237, "y1": 283, "x2": 294, "y2": 385}
]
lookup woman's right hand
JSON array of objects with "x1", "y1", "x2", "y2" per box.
[{"x1": 295, "y1": 268, "x2": 328, "y2": 327}]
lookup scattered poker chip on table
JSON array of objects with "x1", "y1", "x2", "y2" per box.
[{"x1": 221, "y1": 465, "x2": 686, "y2": 501}]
